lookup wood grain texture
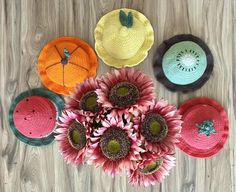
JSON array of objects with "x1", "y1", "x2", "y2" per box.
[{"x1": 0, "y1": 0, "x2": 235, "y2": 191}]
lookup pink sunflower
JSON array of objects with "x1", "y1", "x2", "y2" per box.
[
  {"x1": 127, "y1": 153, "x2": 176, "y2": 187},
  {"x1": 139, "y1": 99, "x2": 182, "y2": 154},
  {"x1": 65, "y1": 77, "x2": 101, "y2": 116},
  {"x1": 96, "y1": 68, "x2": 155, "y2": 116},
  {"x1": 55, "y1": 110, "x2": 90, "y2": 165},
  {"x1": 87, "y1": 115, "x2": 144, "y2": 177}
]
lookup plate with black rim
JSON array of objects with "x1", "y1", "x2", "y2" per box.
[{"x1": 153, "y1": 34, "x2": 214, "y2": 92}]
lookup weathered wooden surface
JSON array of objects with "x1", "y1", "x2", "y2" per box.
[{"x1": 0, "y1": 0, "x2": 235, "y2": 191}]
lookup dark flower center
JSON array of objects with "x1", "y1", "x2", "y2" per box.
[
  {"x1": 141, "y1": 113, "x2": 168, "y2": 143},
  {"x1": 80, "y1": 91, "x2": 100, "y2": 113},
  {"x1": 100, "y1": 127, "x2": 131, "y2": 161},
  {"x1": 68, "y1": 121, "x2": 87, "y2": 150},
  {"x1": 109, "y1": 82, "x2": 139, "y2": 108},
  {"x1": 139, "y1": 158, "x2": 163, "y2": 175}
]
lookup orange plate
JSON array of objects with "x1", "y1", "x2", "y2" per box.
[{"x1": 38, "y1": 37, "x2": 98, "y2": 96}]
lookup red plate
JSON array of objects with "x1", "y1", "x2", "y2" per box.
[
  {"x1": 13, "y1": 96, "x2": 57, "y2": 138},
  {"x1": 177, "y1": 97, "x2": 229, "y2": 158}
]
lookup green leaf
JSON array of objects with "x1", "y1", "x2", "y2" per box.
[
  {"x1": 119, "y1": 10, "x2": 133, "y2": 28},
  {"x1": 127, "y1": 12, "x2": 133, "y2": 28},
  {"x1": 119, "y1": 10, "x2": 128, "y2": 27},
  {"x1": 198, "y1": 130, "x2": 204, "y2": 134},
  {"x1": 196, "y1": 120, "x2": 216, "y2": 137},
  {"x1": 64, "y1": 48, "x2": 70, "y2": 60}
]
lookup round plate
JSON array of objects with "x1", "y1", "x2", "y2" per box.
[
  {"x1": 177, "y1": 97, "x2": 229, "y2": 158},
  {"x1": 153, "y1": 34, "x2": 214, "y2": 92},
  {"x1": 38, "y1": 36, "x2": 98, "y2": 96},
  {"x1": 8, "y1": 88, "x2": 64, "y2": 146},
  {"x1": 94, "y1": 8, "x2": 154, "y2": 68}
]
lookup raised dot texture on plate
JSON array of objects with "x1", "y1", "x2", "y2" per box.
[
  {"x1": 13, "y1": 96, "x2": 56, "y2": 138},
  {"x1": 8, "y1": 88, "x2": 64, "y2": 146}
]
